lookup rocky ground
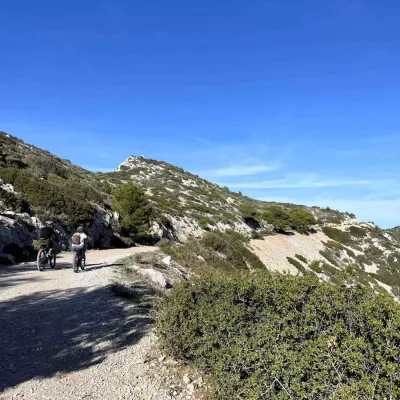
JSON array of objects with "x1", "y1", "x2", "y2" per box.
[
  {"x1": 0, "y1": 248, "x2": 204, "y2": 400},
  {"x1": 251, "y1": 231, "x2": 330, "y2": 274}
]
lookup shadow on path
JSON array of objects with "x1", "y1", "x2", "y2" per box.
[
  {"x1": 0, "y1": 258, "x2": 124, "y2": 281},
  {"x1": 0, "y1": 275, "x2": 42, "y2": 289},
  {"x1": 0, "y1": 285, "x2": 153, "y2": 392}
]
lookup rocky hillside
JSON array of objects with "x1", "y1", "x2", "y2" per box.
[
  {"x1": 387, "y1": 226, "x2": 400, "y2": 243},
  {"x1": 1, "y1": 130, "x2": 399, "y2": 299},
  {"x1": 0, "y1": 131, "x2": 117, "y2": 261},
  {"x1": 101, "y1": 155, "x2": 355, "y2": 239}
]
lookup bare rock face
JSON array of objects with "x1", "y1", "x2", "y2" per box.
[
  {"x1": 91, "y1": 211, "x2": 115, "y2": 248},
  {"x1": 0, "y1": 208, "x2": 118, "y2": 261},
  {"x1": 0, "y1": 213, "x2": 36, "y2": 262},
  {"x1": 125, "y1": 252, "x2": 188, "y2": 291},
  {"x1": 168, "y1": 216, "x2": 203, "y2": 242},
  {"x1": 149, "y1": 221, "x2": 174, "y2": 241},
  {"x1": 130, "y1": 266, "x2": 172, "y2": 289}
]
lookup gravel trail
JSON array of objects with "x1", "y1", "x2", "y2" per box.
[{"x1": 0, "y1": 248, "x2": 198, "y2": 400}]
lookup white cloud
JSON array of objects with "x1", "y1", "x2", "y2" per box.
[
  {"x1": 224, "y1": 177, "x2": 390, "y2": 189},
  {"x1": 209, "y1": 162, "x2": 282, "y2": 177}
]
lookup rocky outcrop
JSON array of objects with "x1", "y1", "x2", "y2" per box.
[
  {"x1": 91, "y1": 210, "x2": 115, "y2": 248},
  {"x1": 149, "y1": 221, "x2": 174, "y2": 241},
  {"x1": 0, "y1": 208, "x2": 118, "y2": 263},
  {"x1": 124, "y1": 252, "x2": 188, "y2": 291},
  {"x1": 0, "y1": 213, "x2": 38, "y2": 262}
]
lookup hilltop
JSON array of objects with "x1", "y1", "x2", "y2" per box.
[
  {"x1": 1, "y1": 131, "x2": 399, "y2": 298},
  {"x1": 387, "y1": 225, "x2": 400, "y2": 242}
]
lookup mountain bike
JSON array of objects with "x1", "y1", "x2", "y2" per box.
[
  {"x1": 72, "y1": 249, "x2": 86, "y2": 273},
  {"x1": 37, "y1": 244, "x2": 56, "y2": 271}
]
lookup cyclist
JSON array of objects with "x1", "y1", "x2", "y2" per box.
[
  {"x1": 71, "y1": 226, "x2": 88, "y2": 252},
  {"x1": 39, "y1": 221, "x2": 60, "y2": 255}
]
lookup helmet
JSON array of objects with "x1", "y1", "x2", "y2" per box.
[
  {"x1": 45, "y1": 220, "x2": 53, "y2": 227},
  {"x1": 77, "y1": 226, "x2": 84, "y2": 233}
]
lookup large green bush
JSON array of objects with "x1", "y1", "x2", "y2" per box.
[
  {"x1": 201, "y1": 231, "x2": 264, "y2": 271},
  {"x1": 112, "y1": 182, "x2": 154, "y2": 240},
  {"x1": 263, "y1": 206, "x2": 315, "y2": 233},
  {"x1": 156, "y1": 272, "x2": 400, "y2": 399},
  {"x1": 263, "y1": 205, "x2": 291, "y2": 231},
  {"x1": 0, "y1": 167, "x2": 96, "y2": 227},
  {"x1": 322, "y1": 227, "x2": 353, "y2": 246},
  {"x1": 289, "y1": 207, "x2": 316, "y2": 233}
]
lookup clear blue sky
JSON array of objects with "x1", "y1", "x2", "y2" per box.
[{"x1": 1, "y1": 0, "x2": 399, "y2": 228}]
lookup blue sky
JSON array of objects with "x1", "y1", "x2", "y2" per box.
[{"x1": 1, "y1": 0, "x2": 399, "y2": 228}]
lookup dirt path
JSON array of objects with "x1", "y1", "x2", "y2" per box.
[{"x1": 0, "y1": 248, "x2": 197, "y2": 400}]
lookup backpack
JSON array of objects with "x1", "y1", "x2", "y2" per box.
[{"x1": 71, "y1": 233, "x2": 81, "y2": 245}]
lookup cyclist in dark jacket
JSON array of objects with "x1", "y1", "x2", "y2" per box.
[{"x1": 39, "y1": 221, "x2": 60, "y2": 253}]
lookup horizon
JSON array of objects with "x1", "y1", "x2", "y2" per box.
[{"x1": 1, "y1": 0, "x2": 399, "y2": 228}]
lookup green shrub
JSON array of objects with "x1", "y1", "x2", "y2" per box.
[
  {"x1": 324, "y1": 241, "x2": 355, "y2": 260},
  {"x1": 224, "y1": 229, "x2": 250, "y2": 243},
  {"x1": 263, "y1": 205, "x2": 291, "y2": 232},
  {"x1": 349, "y1": 226, "x2": 368, "y2": 238},
  {"x1": 103, "y1": 180, "x2": 112, "y2": 194},
  {"x1": 287, "y1": 256, "x2": 308, "y2": 274},
  {"x1": 356, "y1": 254, "x2": 371, "y2": 266},
  {"x1": 26, "y1": 154, "x2": 69, "y2": 179},
  {"x1": 112, "y1": 182, "x2": 153, "y2": 238},
  {"x1": 345, "y1": 248, "x2": 356, "y2": 258},
  {"x1": 309, "y1": 260, "x2": 323, "y2": 273},
  {"x1": 162, "y1": 232, "x2": 264, "y2": 274},
  {"x1": 201, "y1": 231, "x2": 264, "y2": 271},
  {"x1": 295, "y1": 254, "x2": 308, "y2": 263},
  {"x1": 192, "y1": 203, "x2": 215, "y2": 214},
  {"x1": 0, "y1": 167, "x2": 96, "y2": 227},
  {"x1": 156, "y1": 271, "x2": 400, "y2": 399},
  {"x1": 0, "y1": 186, "x2": 16, "y2": 208},
  {"x1": 322, "y1": 227, "x2": 353, "y2": 245},
  {"x1": 251, "y1": 230, "x2": 263, "y2": 239},
  {"x1": 365, "y1": 245, "x2": 384, "y2": 257},
  {"x1": 263, "y1": 206, "x2": 315, "y2": 234},
  {"x1": 197, "y1": 217, "x2": 211, "y2": 229},
  {"x1": 161, "y1": 240, "x2": 222, "y2": 274},
  {"x1": 239, "y1": 203, "x2": 261, "y2": 227},
  {"x1": 320, "y1": 249, "x2": 340, "y2": 267},
  {"x1": 321, "y1": 262, "x2": 341, "y2": 277},
  {"x1": 325, "y1": 240, "x2": 343, "y2": 250},
  {"x1": 288, "y1": 207, "x2": 316, "y2": 233},
  {"x1": 239, "y1": 203, "x2": 255, "y2": 217}
]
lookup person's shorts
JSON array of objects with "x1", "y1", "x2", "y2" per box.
[{"x1": 71, "y1": 244, "x2": 85, "y2": 251}]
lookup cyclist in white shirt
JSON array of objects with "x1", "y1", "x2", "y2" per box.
[{"x1": 71, "y1": 226, "x2": 88, "y2": 251}]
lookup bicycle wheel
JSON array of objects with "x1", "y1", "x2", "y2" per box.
[
  {"x1": 80, "y1": 253, "x2": 85, "y2": 270},
  {"x1": 49, "y1": 252, "x2": 56, "y2": 269},
  {"x1": 73, "y1": 252, "x2": 79, "y2": 273},
  {"x1": 37, "y1": 249, "x2": 46, "y2": 271}
]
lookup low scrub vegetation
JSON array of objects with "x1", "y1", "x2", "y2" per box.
[
  {"x1": 295, "y1": 254, "x2": 308, "y2": 263},
  {"x1": 309, "y1": 260, "x2": 323, "y2": 273},
  {"x1": 322, "y1": 227, "x2": 353, "y2": 246},
  {"x1": 161, "y1": 230, "x2": 264, "y2": 273},
  {"x1": 287, "y1": 256, "x2": 308, "y2": 275},
  {"x1": 262, "y1": 206, "x2": 316, "y2": 233},
  {"x1": 349, "y1": 226, "x2": 368, "y2": 238},
  {"x1": 156, "y1": 271, "x2": 400, "y2": 399},
  {"x1": 0, "y1": 167, "x2": 99, "y2": 228}
]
